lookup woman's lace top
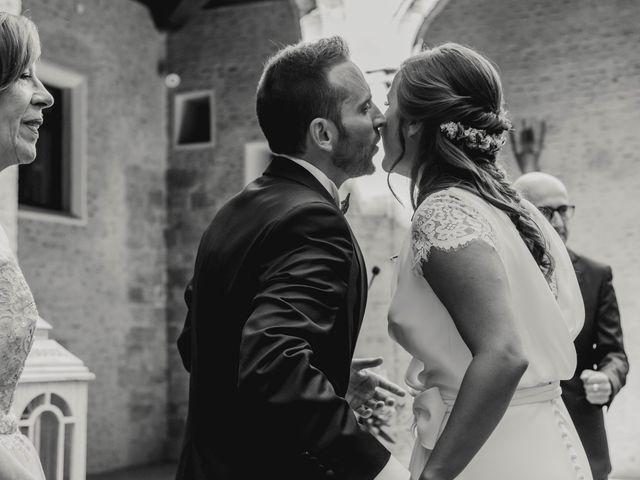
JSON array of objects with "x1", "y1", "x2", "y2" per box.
[
  {"x1": 411, "y1": 189, "x2": 558, "y2": 296},
  {"x1": 411, "y1": 190, "x2": 497, "y2": 271},
  {"x1": 0, "y1": 230, "x2": 38, "y2": 433}
]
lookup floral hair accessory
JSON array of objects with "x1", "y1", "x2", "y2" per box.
[{"x1": 440, "y1": 121, "x2": 508, "y2": 154}]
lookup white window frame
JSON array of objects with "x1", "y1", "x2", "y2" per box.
[
  {"x1": 18, "y1": 392, "x2": 76, "y2": 480},
  {"x1": 18, "y1": 61, "x2": 88, "y2": 226},
  {"x1": 244, "y1": 141, "x2": 271, "y2": 186},
  {"x1": 173, "y1": 89, "x2": 216, "y2": 150}
]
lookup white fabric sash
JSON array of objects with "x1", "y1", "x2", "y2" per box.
[{"x1": 413, "y1": 381, "x2": 562, "y2": 449}]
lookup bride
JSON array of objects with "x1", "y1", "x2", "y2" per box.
[
  {"x1": 382, "y1": 43, "x2": 592, "y2": 480},
  {"x1": 0, "y1": 12, "x2": 54, "y2": 480}
]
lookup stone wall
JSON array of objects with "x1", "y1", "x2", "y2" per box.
[
  {"x1": 420, "y1": 0, "x2": 640, "y2": 475},
  {"x1": 18, "y1": 0, "x2": 168, "y2": 472},
  {"x1": 165, "y1": 0, "x2": 301, "y2": 459}
]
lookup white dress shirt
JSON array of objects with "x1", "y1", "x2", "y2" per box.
[{"x1": 279, "y1": 155, "x2": 341, "y2": 205}]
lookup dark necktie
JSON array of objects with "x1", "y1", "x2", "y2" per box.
[{"x1": 340, "y1": 193, "x2": 350, "y2": 214}]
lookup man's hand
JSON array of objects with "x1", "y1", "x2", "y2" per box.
[
  {"x1": 580, "y1": 369, "x2": 612, "y2": 405},
  {"x1": 346, "y1": 357, "x2": 406, "y2": 418}
]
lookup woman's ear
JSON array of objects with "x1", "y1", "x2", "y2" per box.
[
  {"x1": 407, "y1": 120, "x2": 423, "y2": 139},
  {"x1": 309, "y1": 118, "x2": 335, "y2": 153}
]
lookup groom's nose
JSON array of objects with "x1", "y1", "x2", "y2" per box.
[{"x1": 371, "y1": 103, "x2": 386, "y2": 128}]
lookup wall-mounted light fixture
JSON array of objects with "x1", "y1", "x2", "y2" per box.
[{"x1": 509, "y1": 119, "x2": 546, "y2": 173}]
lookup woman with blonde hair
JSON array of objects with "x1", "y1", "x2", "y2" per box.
[
  {"x1": 0, "y1": 11, "x2": 53, "y2": 480},
  {"x1": 383, "y1": 43, "x2": 591, "y2": 480}
]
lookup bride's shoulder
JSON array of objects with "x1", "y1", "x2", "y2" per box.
[
  {"x1": 410, "y1": 187, "x2": 498, "y2": 264},
  {"x1": 414, "y1": 186, "x2": 487, "y2": 219},
  {"x1": 412, "y1": 187, "x2": 496, "y2": 242},
  {"x1": 519, "y1": 196, "x2": 546, "y2": 221}
]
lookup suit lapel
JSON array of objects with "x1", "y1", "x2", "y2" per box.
[
  {"x1": 264, "y1": 156, "x2": 340, "y2": 209},
  {"x1": 568, "y1": 248, "x2": 584, "y2": 286},
  {"x1": 264, "y1": 156, "x2": 367, "y2": 352},
  {"x1": 350, "y1": 231, "x2": 368, "y2": 350}
]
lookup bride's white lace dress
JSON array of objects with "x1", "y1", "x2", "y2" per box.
[
  {"x1": 389, "y1": 187, "x2": 592, "y2": 480},
  {"x1": 0, "y1": 225, "x2": 46, "y2": 479}
]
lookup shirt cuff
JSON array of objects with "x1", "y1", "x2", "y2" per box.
[
  {"x1": 600, "y1": 366, "x2": 622, "y2": 396},
  {"x1": 374, "y1": 455, "x2": 410, "y2": 480}
]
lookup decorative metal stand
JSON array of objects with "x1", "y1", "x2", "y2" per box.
[
  {"x1": 509, "y1": 119, "x2": 546, "y2": 173},
  {"x1": 14, "y1": 318, "x2": 95, "y2": 480}
]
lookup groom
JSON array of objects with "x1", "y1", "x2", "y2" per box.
[{"x1": 175, "y1": 36, "x2": 408, "y2": 480}]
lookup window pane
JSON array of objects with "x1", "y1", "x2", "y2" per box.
[
  {"x1": 38, "y1": 411, "x2": 59, "y2": 480},
  {"x1": 21, "y1": 394, "x2": 46, "y2": 420},
  {"x1": 177, "y1": 95, "x2": 211, "y2": 145},
  {"x1": 63, "y1": 424, "x2": 73, "y2": 480},
  {"x1": 18, "y1": 84, "x2": 66, "y2": 212},
  {"x1": 50, "y1": 394, "x2": 72, "y2": 417}
]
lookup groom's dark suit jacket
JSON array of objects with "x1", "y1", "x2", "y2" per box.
[
  {"x1": 561, "y1": 250, "x2": 629, "y2": 480},
  {"x1": 175, "y1": 157, "x2": 389, "y2": 480}
]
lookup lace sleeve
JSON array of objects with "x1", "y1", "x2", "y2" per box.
[
  {"x1": 0, "y1": 249, "x2": 39, "y2": 425},
  {"x1": 411, "y1": 190, "x2": 497, "y2": 271}
]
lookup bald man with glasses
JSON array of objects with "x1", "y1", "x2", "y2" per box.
[{"x1": 514, "y1": 172, "x2": 629, "y2": 480}]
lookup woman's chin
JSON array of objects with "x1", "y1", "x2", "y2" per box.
[
  {"x1": 381, "y1": 156, "x2": 392, "y2": 173},
  {"x1": 18, "y1": 156, "x2": 36, "y2": 166},
  {"x1": 381, "y1": 153, "x2": 412, "y2": 177},
  {"x1": 382, "y1": 162, "x2": 410, "y2": 179},
  {"x1": 16, "y1": 144, "x2": 37, "y2": 165}
]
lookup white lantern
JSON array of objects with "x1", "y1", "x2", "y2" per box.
[
  {"x1": 0, "y1": 1, "x2": 21, "y2": 15},
  {"x1": 14, "y1": 318, "x2": 95, "y2": 480}
]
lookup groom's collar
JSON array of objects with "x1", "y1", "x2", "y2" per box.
[{"x1": 266, "y1": 154, "x2": 341, "y2": 206}]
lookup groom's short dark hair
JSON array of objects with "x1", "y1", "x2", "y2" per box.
[{"x1": 256, "y1": 36, "x2": 350, "y2": 156}]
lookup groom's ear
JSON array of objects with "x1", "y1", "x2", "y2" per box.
[{"x1": 309, "y1": 118, "x2": 336, "y2": 153}]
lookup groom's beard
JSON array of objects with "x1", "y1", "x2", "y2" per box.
[{"x1": 332, "y1": 128, "x2": 377, "y2": 179}]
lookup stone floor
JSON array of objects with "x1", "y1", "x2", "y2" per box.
[
  {"x1": 87, "y1": 463, "x2": 177, "y2": 480},
  {"x1": 85, "y1": 462, "x2": 637, "y2": 480}
]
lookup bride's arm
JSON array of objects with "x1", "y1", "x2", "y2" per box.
[{"x1": 418, "y1": 241, "x2": 528, "y2": 480}]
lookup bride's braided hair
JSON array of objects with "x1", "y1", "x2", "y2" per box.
[{"x1": 391, "y1": 43, "x2": 554, "y2": 279}]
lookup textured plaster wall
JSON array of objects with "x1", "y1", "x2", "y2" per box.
[{"x1": 18, "y1": 0, "x2": 168, "y2": 471}]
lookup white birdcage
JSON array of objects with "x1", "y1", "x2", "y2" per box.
[
  {"x1": 13, "y1": 318, "x2": 95, "y2": 480},
  {"x1": 0, "y1": 0, "x2": 21, "y2": 15}
]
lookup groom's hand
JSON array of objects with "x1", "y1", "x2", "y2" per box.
[
  {"x1": 347, "y1": 357, "x2": 406, "y2": 418},
  {"x1": 580, "y1": 369, "x2": 613, "y2": 405}
]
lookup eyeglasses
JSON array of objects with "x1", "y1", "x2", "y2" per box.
[{"x1": 537, "y1": 205, "x2": 576, "y2": 221}]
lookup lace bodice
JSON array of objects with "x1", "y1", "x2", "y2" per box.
[
  {"x1": 0, "y1": 228, "x2": 38, "y2": 430},
  {"x1": 411, "y1": 189, "x2": 497, "y2": 271},
  {"x1": 411, "y1": 189, "x2": 559, "y2": 296},
  {"x1": 390, "y1": 185, "x2": 582, "y2": 393}
]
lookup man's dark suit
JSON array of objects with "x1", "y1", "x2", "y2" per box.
[
  {"x1": 561, "y1": 250, "x2": 629, "y2": 480},
  {"x1": 175, "y1": 157, "x2": 389, "y2": 480}
]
